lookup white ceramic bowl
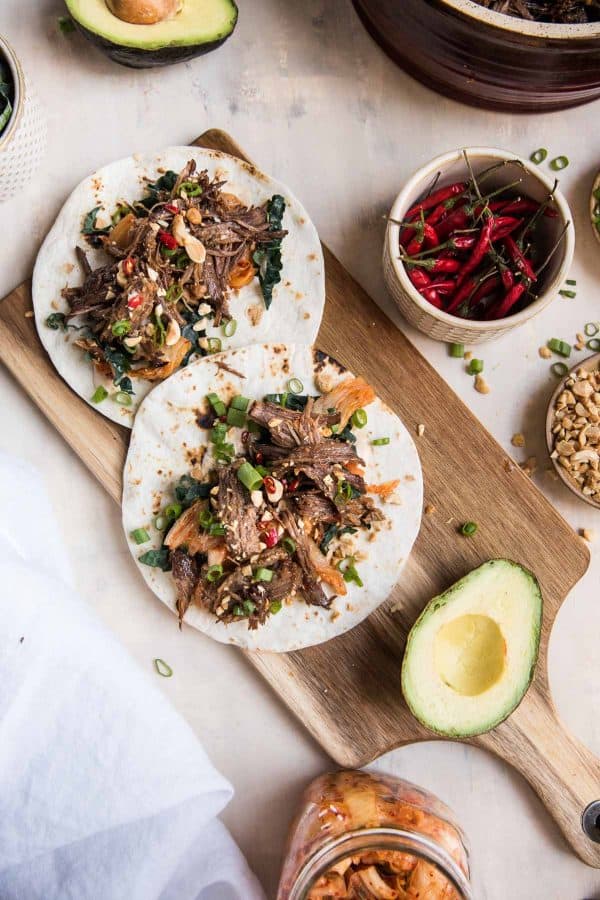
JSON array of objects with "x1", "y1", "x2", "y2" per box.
[
  {"x1": 383, "y1": 147, "x2": 575, "y2": 345},
  {"x1": 0, "y1": 36, "x2": 46, "y2": 204}
]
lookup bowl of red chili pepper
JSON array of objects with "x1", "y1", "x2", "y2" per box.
[{"x1": 384, "y1": 147, "x2": 574, "y2": 345}]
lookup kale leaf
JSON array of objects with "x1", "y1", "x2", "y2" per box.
[
  {"x1": 102, "y1": 345, "x2": 131, "y2": 386},
  {"x1": 81, "y1": 206, "x2": 110, "y2": 247},
  {"x1": 174, "y1": 475, "x2": 212, "y2": 508},
  {"x1": 253, "y1": 194, "x2": 286, "y2": 310},
  {"x1": 139, "y1": 547, "x2": 171, "y2": 571},
  {"x1": 320, "y1": 525, "x2": 358, "y2": 556},
  {"x1": 0, "y1": 61, "x2": 13, "y2": 137},
  {"x1": 45, "y1": 312, "x2": 68, "y2": 331},
  {"x1": 138, "y1": 170, "x2": 178, "y2": 213}
]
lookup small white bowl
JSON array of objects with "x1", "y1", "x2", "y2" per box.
[
  {"x1": 383, "y1": 147, "x2": 575, "y2": 345},
  {"x1": 0, "y1": 36, "x2": 46, "y2": 204}
]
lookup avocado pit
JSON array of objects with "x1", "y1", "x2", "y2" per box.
[{"x1": 106, "y1": 0, "x2": 181, "y2": 25}]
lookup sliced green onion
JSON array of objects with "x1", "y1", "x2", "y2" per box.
[
  {"x1": 211, "y1": 422, "x2": 228, "y2": 444},
  {"x1": 287, "y1": 377, "x2": 304, "y2": 395},
  {"x1": 161, "y1": 245, "x2": 177, "y2": 258},
  {"x1": 226, "y1": 407, "x2": 246, "y2": 428},
  {"x1": 199, "y1": 509, "x2": 214, "y2": 528},
  {"x1": 255, "y1": 465, "x2": 270, "y2": 477},
  {"x1": 337, "y1": 556, "x2": 363, "y2": 587},
  {"x1": 165, "y1": 283, "x2": 183, "y2": 303},
  {"x1": 208, "y1": 523, "x2": 226, "y2": 536},
  {"x1": 372, "y1": 437, "x2": 390, "y2": 446},
  {"x1": 551, "y1": 362, "x2": 569, "y2": 378},
  {"x1": 222, "y1": 319, "x2": 237, "y2": 337},
  {"x1": 237, "y1": 461, "x2": 263, "y2": 492},
  {"x1": 214, "y1": 443, "x2": 235, "y2": 463},
  {"x1": 467, "y1": 358, "x2": 484, "y2": 375},
  {"x1": 91, "y1": 385, "x2": 108, "y2": 404},
  {"x1": 584, "y1": 322, "x2": 599, "y2": 337},
  {"x1": 587, "y1": 338, "x2": 600, "y2": 352},
  {"x1": 179, "y1": 181, "x2": 202, "y2": 197},
  {"x1": 112, "y1": 319, "x2": 131, "y2": 337},
  {"x1": 559, "y1": 290, "x2": 576, "y2": 299},
  {"x1": 548, "y1": 338, "x2": 571, "y2": 358},
  {"x1": 254, "y1": 567, "x2": 274, "y2": 583},
  {"x1": 449, "y1": 342, "x2": 465, "y2": 359},
  {"x1": 164, "y1": 503, "x2": 182, "y2": 521},
  {"x1": 154, "y1": 658, "x2": 173, "y2": 678},
  {"x1": 207, "y1": 337, "x2": 222, "y2": 354},
  {"x1": 247, "y1": 421, "x2": 262, "y2": 435},
  {"x1": 530, "y1": 148, "x2": 548, "y2": 165},
  {"x1": 335, "y1": 480, "x2": 353, "y2": 503},
  {"x1": 352, "y1": 408, "x2": 368, "y2": 429},
  {"x1": 131, "y1": 527, "x2": 150, "y2": 545},
  {"x1": 550, "y1": 155, "x2": 569, "y2": 171},
  {"x1": 280, "y1": 391, "x2": 289, "y2": 408},
  {"x1": 270, "y1": 600, "x2": 283, "y2": 614},
  {"x1": 114, "y1": 391, "x2": 132, "y2": 406},
  {"x1": 566, "y1": 279, "x2": 577, "y2": 286},
  {"x1": 282, "y1": 537, "x2": 296, "y2": 554},
  {"x1": 230, "y1": 395, "x2": 250, "y2": 412},
  {"x1": 460, "y1": 521, "x2": 478, "y2": 537},
  {"x1": 242, "y1": 599, "x2": 256, "y2": 616},
  {"x1": 206, "y1": 564, "x2": 224, "y2": 583},
  {"x1": 232, "y1": 605, "x2": 244, "y2": 617},
  {"x1": 154, "y1": 514, "x2": 168, "y2": 531},
  {"x1": 207, "y1": 393, "x2": 226, "y2": 417}
]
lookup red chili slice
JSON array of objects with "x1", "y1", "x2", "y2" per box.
[
  {"x1": 263, "y1": 527, "x2": 279, "y2": 548},
  {"x1": 158, "y1": 230, "x2": 178, "y2": 250},
  {"x1": 164, "y1": 203, "x2": 178, "y2": 214},
  {"x1": 263, "y1": 476, "x2": 276, "y2": 494},
  {"x1": 127, "y1": 293, "x2": 144, "y2": 310},
  {"x1": 286, "y1": 477, "x2": 300, "y2": 493}
]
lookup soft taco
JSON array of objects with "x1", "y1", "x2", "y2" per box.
[
  {"x1": 122, "y1": 343, "x2": 423, "y2": 652},
  {"x1": 33, "y1": 148, "x2": 324, "y2": 427}
]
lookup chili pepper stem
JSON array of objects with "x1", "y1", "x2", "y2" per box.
[{"x1": 534, "y1": 222, "x2": 570, "y2": 278}]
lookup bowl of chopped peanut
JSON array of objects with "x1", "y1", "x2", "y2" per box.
[{"x1": 546, "y1": 353, "x2": 600, "y2": 509}]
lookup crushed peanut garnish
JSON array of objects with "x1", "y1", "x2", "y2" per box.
[
  {"x1": 550, "y1": 365, "x2": 600, "y2": 504},
  {"x1": 417, "y1": 424, "x2": 425, "y2": 437},
  {"x1": 474, "y1": 374, "x2": 490, "y2": 394},
  {"x1": 511, "y1": 433, "x2": 525, "y2": 448},
  {"x1": 424, "y1": 503, "x2": 436, "y2": 515},
  {"x1": 580, "y1": 528, "x2": 596, "y2": 542},
  {"x1": 539, "y1": 346, "x2": 552, "y2": 359},
  {"x1": 520, "y1": 456, "x2": 538, "y2": 477}
]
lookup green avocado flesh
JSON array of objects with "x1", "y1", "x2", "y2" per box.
[
  {"x1": 65, "y1": 0, "x2": 238, "y2": 51},
  {"x1": 401, "y1": 559, "x2": 542, "y2": 738}
]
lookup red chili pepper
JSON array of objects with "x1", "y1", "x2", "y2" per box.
[
  {"x1": 470, "y1": 274, "x2": 501, "y2": 304},
  {"x1": 419, "y1": 287, "x2": 443, "y2": 308},
  {"x1": 263, "y1": 476, "x2": 276, "y2": 495},
  {"x1": 445, "y1": 277, "x2": 477, "y2": 315},
  {"x1": 286, "y1": 477, "x2": 300, "y2": 493},
  {"x1": 431, "y1": 257, "x2": 461, "y2": 274},
  {"x1": 405, "y1": 182, "x2": 467, "y2": 219},
  {"x1": 500, "y1": 267, "x2": 515, "y2": 291},
  {"x1": 436, "y1": 209, "x2": 470, "y2": 240},
  {"x1": 454, "y1": 215, "x2": 494, "y2": 289},
  {"x1": 255, "y1": 451, "x2": 264, "y2": 465},
  {"x1": 490, "y1": 216, "x2": 520, "y2": 241},
  {"x1": 503, "y1": 236, "x2": 537, "y2": 282},
  {"x1": 158, "y1": 230, "x2": 178, "y2": 250},
  {"x1": 422, "y1": 223, "x2": 440, "y2": 249},
  {"x1": 407, "y1": 267, "x2": 431, "y2": 290},
  {"x1": 262, "y1": 527, "x2": 279, "y2": 549},
  {"x1": 127, "y1": 293, "x2": 144, "y2": 310},
  {"x1": 449, "y1": 234, "x2": 477, "y2": 251},
  {"x1": 428, "y1": 279, "x2": 456, "y2": 295},
  {"x1": 164, "y1": 203, "x2": 179, "y2": 214},
  {"x1": 122, "y1": 257, "x2": 135, "y2": 277},
  {"x1": 485, "y1": 282, "x2": 527, "y2": 320},
  {"x1": 427, "y1": 198, "x2": 460, "y2": 226}
]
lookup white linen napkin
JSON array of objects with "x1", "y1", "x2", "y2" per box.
[{"x1": 0, "y1": 451, "x2": 265, "y2": 900}]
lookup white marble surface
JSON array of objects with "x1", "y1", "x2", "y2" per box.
[{"x1": 1, "y1": 2, "x2": 600, "y2": 897}]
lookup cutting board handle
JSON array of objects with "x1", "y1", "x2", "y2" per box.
[{"x1": 477, "y1": 686, "x2": 600, "y2": 867}]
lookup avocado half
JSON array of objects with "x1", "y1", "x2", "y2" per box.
[
  {"x1": 401, "y1": 559, "x2": 542, "y2": 738},
  {"x1": 64, "y1": 0, "x2": 238, "y2": 69}
]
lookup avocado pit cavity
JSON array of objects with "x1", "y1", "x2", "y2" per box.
[
  {"x1": 106, "y1": 0, "x2": 181, "y2": 25},
  {"x1": 433, "y1": 613, "x2": 506, "y2": 696}
]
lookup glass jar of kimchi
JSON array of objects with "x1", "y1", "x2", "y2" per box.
[{"x1": 277, "y1": 770, "x2": 472, "y2": 899}]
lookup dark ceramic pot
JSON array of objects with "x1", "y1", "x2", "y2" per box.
[{"x1": 352, "y1": 0, "x2": 600, "y2": 113}]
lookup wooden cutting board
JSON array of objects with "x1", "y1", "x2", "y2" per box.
[{"x1": 1, "y1": 129, "x2": 599, "y2": 868}]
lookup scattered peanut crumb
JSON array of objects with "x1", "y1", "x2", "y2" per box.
[
  {"x1": 520, "y1": 456, "x2": 538, "y2": 477},
  {"x1": 330, "y1": 610, "x2": 341, "y2": 622},
  {"x1": 425, "y1": 503, "x2": 436, "y2": 515},
  {"x1": 474, "y1": 374, "x2": 490, "y2": 394},
  {"x1": 24, "y1": 310, "x2": 34, "y2": 318},
  {"x1": 511, "y1": 433, "x2": 525, "y2": 448},
  {"x1": 445, "y1": 516, "x2": 455, "y2": 525},
  {"x1": 417, "y1": 424, "x2": 425, "y2": 437},
  {"x1": 464, "y1": 351, "x2": 472, "y2": 361},
  {"x1": 581, "y1": 528, "x2": 596, "y2": 542},
  {"x1": 576, "y1": 332, "x2": 585, "y2": 344},
  {"x1": 503, "y1": 458, "x2": 514, "y2": 473},
  {"x1": 575, "y1": 342, "x2": 585, "y2": 352},
  {"x1": 539, "y1": 346, "x2": 552, "y2": 359}
]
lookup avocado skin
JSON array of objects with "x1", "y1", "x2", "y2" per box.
[{"x1": 71, "y1": 6, "x2": 238, "y2": 69}]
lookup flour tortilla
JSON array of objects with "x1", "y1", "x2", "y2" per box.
[
  {"x1": 122, "y1": 343, "x2": 423, "y2": 652},
  {"x1": 33, "y1": 147, "x2": 325, "y2": 428}
]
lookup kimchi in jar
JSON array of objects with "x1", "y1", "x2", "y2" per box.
[{"x1": 277, "y1": 770, "x2": 471, "y2": 899}]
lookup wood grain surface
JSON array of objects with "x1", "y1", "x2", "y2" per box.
[{"x1": 1, "y1": 129, "x2": 598, "y2": 867}]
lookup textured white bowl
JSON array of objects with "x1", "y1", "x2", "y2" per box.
[
  {"x1": 383, "y1": 147, "x2": 575, "y2": 345},
  {"x1": 0, "y1": 36, "x2": 46, "y2": 204}
]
